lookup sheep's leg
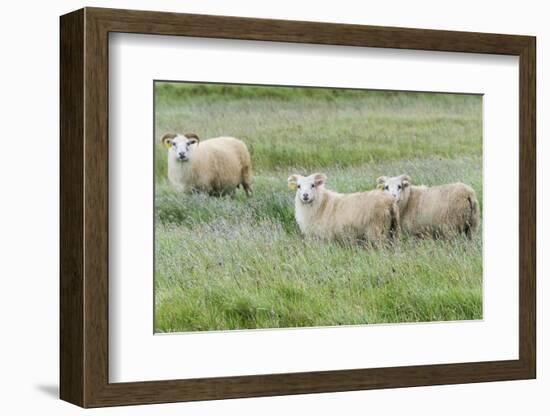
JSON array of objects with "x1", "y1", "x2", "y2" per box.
[
  {"x1": 363, "y1": 226, "x2": 382, "y2": 249},
  {"x1": 464, "y1": 195, "x2": 480, "y2": 239},
  {"x1": 243, "y1": 182, "x2": 252, "y2": 197},
  {"x1": 241, "y1": 165, "x2": 253, "y2": 197}
]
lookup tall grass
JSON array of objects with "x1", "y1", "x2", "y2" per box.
[{"x1": 154, "y1": 82, "x2": 483, "y2": 333}]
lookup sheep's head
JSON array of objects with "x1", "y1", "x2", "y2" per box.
[
  {"x1": 377, "y1": 174, "x2": 411, "y2": 205},
  {"x1": 161, "y1": 133, "x2": 200, "y2": 162},
  {"x1": 287, "y1": 173, "x2": 327, "y2": 204}
]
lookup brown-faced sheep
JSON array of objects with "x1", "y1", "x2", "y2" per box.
[
  {"x1": 161, "y1": 133, "x2": 252, "y2": 197},
  {"x1": 288, "y1": 173, "x2": 399, "y2": 246},
  {"x1": 376, "y1": 174, "x2": 480, "y2": 238}
]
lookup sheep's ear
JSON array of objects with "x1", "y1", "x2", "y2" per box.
[
  {"x1": 287, "y1": 174, "x2": 299, "y2": 191},
  {"x1": 185, "y1": 133, "x2": 200, "y2": 146},
  {"x1": 376, "y1": 176, "x2": 387, "y2": 190},
  {"x1": 312, "y1": 173, "x2": 327, "y2": 187},
  {"x1": 401, "y1": 174, "x2": 411, "y2": 187},
  {"x1": 161, "y1": 133, "x2": 177, "y2": 149}
]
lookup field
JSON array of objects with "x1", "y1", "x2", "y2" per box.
[{"x1": 154, "y1": 83, "x2": 483, "y2": 333}]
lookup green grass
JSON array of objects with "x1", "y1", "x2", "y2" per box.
[{"x1": 154, "y1": 82, "x2": 483, "y2": 332}]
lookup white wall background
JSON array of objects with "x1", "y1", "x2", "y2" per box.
[{"x1": 0, "y1": 0, "x2": 545, "y2": 414}]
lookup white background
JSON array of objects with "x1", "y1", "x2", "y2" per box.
[
  {"x1": 0, "y1": 0, "x2": 546, "y2": 414},
  {"x1": 110, "y1": 34, "x2": 519, "y2": 382}
]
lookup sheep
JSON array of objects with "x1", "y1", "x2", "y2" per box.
[
  {"x1": 161, "y1": 132, "x2": 252, "y2": 197},
  {"x1": 287, "y1": 173, "x2": 399, "y2": 246},
  {"x1": 376, "y1": 174, "x2": 480, "y2": 238}
]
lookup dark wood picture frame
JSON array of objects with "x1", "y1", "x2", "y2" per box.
[{"x1": 60, "y1": 7, "x2": 536, "y2": 408}]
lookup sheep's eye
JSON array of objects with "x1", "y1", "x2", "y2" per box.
[
  {"x1": 297, "y1": 185, "x2": 301, "y2": 189},
  {"x1": 172, "y1": 142, "x2": 177, "y2": 147},
  {"x1": 398, "y1": 185, "x2": 402, "y2": 190},
  {"x1": 311, "y1": 184, "x2": 315, "y2": 188},
  {"x1": 384, "y1": 185, "x2": 389, "y2": 191}
]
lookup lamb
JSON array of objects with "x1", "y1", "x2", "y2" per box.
[
  {"x1": 376, "y1": 174, "x2": 480, "y2": 238},
  {"x1": 287, "y1": 173, "x2": 399, "y2": 245},
  {"x1": 161, "y1": 133, "x2": 252, "y2": 197}
]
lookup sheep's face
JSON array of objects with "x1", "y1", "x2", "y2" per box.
[
  {"x1": 377, "y1": 174, "x2": 411, "y2": 204},
  {"x1": 288, "y1": 173, "x2": 327, "y2": 204},
  {"x1": 162, "y1": 133, "x2": 199, "y2": 162}
]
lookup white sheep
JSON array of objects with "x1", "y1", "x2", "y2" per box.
[
  {"x1": 376, "y1": 174, "x2": 480, "y2": 238},
  {"x1": 287, "y1": 173, "x2": 399, "y2": 245},
  {"x1": 161, "y1": 133, "x2": 252, "y2": 196}
]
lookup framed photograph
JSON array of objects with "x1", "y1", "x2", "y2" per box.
[{"x1": 60, "y1": 7, "x2": 536, "y2": 408}]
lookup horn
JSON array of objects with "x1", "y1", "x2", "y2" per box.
[
  {"x1": 161, "y1": 133, "x2": 177, "y2": 148},
  {"x1": 185, "y1": 133, "x2": 200, "y2": 144}
]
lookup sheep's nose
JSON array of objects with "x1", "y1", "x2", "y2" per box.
[
  {"x1": 178, "y1": 152, "x2": 186, "y2": 158},
  {"x1": 303, "y1": 193, "x2": 309, "y2": 200}
]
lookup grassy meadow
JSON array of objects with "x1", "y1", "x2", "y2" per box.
[{"x1": 154, "y1": 82, "x2": 483, "y2": 333}]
